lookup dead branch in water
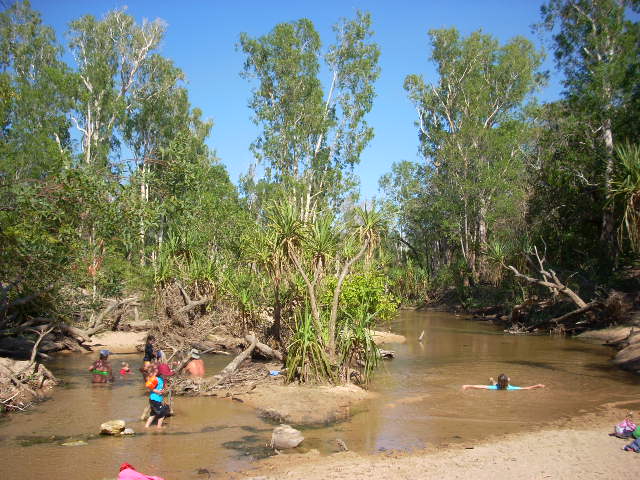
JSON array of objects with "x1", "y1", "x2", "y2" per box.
[
  {"x1": 507, "y1": 246, "x2": 587, "y2": 309},
  {"x1": 209, "y1": 335, "x2": 257, "y2": 386},
  {"x1": 14, "y1": 327, "x2": 53, "y2": 377}
]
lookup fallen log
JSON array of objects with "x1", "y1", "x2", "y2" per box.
[
  {"x1": 548, "y1": 301, "x2": 601, "y2": 326},
  {"x1": 177, "y1": 298, "x2": 211, "y2": 315},
  {"x1": 87, "y1": 296, "x2": 139, "y2": 335},
  {"x1": 207, "y1": 335, "x2": 257, "y2": 387},
  {"x1": 58, "y1": 322, "x2": 89, "y2": 343},
  {"x1": 245, "y1": 334, "x2": 283, "y2": 361}
]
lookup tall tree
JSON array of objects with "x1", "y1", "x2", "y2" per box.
[
  {"x1": 538, "y1": 0, "x2": 640, "y2": 254},
  {"x1": 239, "y1": 12, "x2": 380, "y2": 216},
  {"x1": 404, "y1": 28, "x2": 543, "y2": 284},
  {"x1": 122, "y1": 55, "x2": 189, "y2": 265},
  {"x1": 68, "y1": 9, "x2": 166, "y2": 166},
  {"x1": 0, "y1": 0, "x2": 71, "y2": 181}
]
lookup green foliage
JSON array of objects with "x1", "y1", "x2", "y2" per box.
[
  {"x1": 240, "y1": 12, "x2": 380, "y2": 214},
  {"x1": 285, "y1": 307, "x2": 333, "y2": 383},
  {"x1": 396, "y1": 27, "x2": 542, "y2": 288},
  {"x1": 324, "y1": 271, "x2": 398, "y2": 324},
  {"x1": 0, "y1": 0, "x2": 71, "y2": 179},
  {"x1": 612, "y1": 143, "x2": 640, "y2": 252},
  {"x1": 537, "y1": 0, "x2": 640, "y2": 260},
  {"x1": 337, "y1": 305, "x2": 379, "y2": 383}
]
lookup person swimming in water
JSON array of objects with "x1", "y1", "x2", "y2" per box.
[{"x1": 462, "y1": 373, "x2": 545, "y2": 391}]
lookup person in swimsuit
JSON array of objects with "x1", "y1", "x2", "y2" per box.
[
  {"x1": 462, "y1": 373, "x2": 545, "y2": 391},
  {"x1": 145, "y1": 364, "x2": 171, "y2": 429},
  {"x1": 88, "y1": 350, "x2": 114, "y2": 383}
]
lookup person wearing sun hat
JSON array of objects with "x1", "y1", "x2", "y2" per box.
[
  {"x1": 88, "y1": 349, "x2": 113, "y2": 383},
  {"x1": 185, "y1": 348, "x2": 205, "y2": 377}
]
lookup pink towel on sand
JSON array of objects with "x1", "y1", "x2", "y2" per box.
[{"x1": 117, "y1": 466, "x2": 164, "y2": 480}]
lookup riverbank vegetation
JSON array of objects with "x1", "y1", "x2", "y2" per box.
[{"x1": 1, "y1": 0, "x2": 639, "y2": 405}]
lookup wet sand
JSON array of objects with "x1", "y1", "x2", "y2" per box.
[{"x1": 235, "y1": 406, "x2": 640, "y2": 480}]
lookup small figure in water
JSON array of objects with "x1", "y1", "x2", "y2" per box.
[
  {"x1": 89, "y1": 349, "x2": 114, "y2": 383},
  {"x1": 143, "y1": 335, "x2": 156, "y2": 365},
  {"x1": 462, "y1": 373, "x2": 545, "y2": 391},
  {"x1": 119, "y1": 361, "x2": 131, "y2": 376},
  {"x1": 184, "y1": 349, "x2": 205, "y2": 377},
  {"x1": 140, "y1": 335, "x2": 157, "y2": 380}
]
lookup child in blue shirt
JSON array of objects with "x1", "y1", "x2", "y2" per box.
[
  {"x1": 144, "y1": 365, "x2": 171, "y2": 429},
  {"x1": 462, "y1": 373, "x2": 545, "y2": 391}
]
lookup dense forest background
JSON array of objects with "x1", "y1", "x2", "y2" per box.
[{"x1": 1, "y1": 1, "x2": 639, "y2": 382}]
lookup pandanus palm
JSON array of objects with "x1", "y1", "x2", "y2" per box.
[
  {"x1": 327, "y1": 206, "x2": 385, "y2": 360},
  {"x1": 265, "y1": 200, "x2": 330, "y2": 335},
  {"x1": 611, "y1": 143, "x2": 640, "y2": 252},
  {"x1": 244, "y1": 226, "x2": 287, "y2": 342}
]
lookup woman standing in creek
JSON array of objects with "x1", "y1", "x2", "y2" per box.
[{"x1": 88, "y1": 350, "x2": 114, "y2": 384}]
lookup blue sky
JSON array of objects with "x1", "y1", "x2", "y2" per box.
[{"x1": 29, "y1": 0, "x2": 562, "y2": 200}]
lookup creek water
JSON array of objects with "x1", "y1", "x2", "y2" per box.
[{"x1": 1, "y1": 310, "x2": 639, "y2": 479}]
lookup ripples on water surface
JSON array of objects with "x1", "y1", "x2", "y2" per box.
[{"x1": 1, "y1": 310, "x2": 639, "y2": 479}]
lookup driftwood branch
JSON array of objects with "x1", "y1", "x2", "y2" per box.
[
  {"x1": 177, "y1": 297, "x2": 211, "y2": 315},
  {"x1": 548, "y1": 301, "x2": 601, "y2": 326},
  {"x1": 87, "y1": 296, "x2": 139, "y2": 335},
  {"x1": 245, "y1": 334, "x2": 283, "y2": 361},
  {"x1": 507, "y1": 261, "x2": 587, "y2": 309},
  {"x1": 207, "y1": 335, "x2": 257, "y2": 387},
  {"x1": 16, "y1": 327, "x2": 54, "y2": 376}
]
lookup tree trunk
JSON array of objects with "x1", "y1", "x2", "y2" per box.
[
  {"x1": 271, "y1": 282, "x2": 282, "y2": 343},
  {"x1": 601, "y1": 116, "x2": 616, "y2": 255},
  {"x1": 328, "y1": 239, "x2": 370, "y2": 361}
]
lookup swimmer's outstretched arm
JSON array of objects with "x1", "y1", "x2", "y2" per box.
[
  {"x1": 462, "y1": 385, "x2": 491, "y2": 390},
  {"x1": 520, "y1": 384, "x2": 545, "y2": 390}
]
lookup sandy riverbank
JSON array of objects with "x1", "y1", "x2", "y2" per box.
[
  {"x1": 233, "y1": 405, "x2": 640, "y2": 480},
  {"x1": 84, "y1": 330, "x2": 147, "y2": 354}
]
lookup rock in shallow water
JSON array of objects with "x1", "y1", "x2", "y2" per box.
[
  {"x1": 61, "y1": 440, "x2": 88, "y2": 446},
  {"x1": 100, "y1": 419, "x2": 126, "y2": 435},
  {"x1": 270, "y1": 424, "x2": 304, "y2": 449}
]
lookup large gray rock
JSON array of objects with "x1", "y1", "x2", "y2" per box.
[
  {"x1": 613, "y1": 343, "x2": 640, "y2": 372},
  {"x1": 270, "y1": 424, "x2": 304, "y2": 449},
  {"x1": 100, "y1": 420, "x2": 126, "y2": 435}
]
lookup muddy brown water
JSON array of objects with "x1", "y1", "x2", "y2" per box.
[{"x1": 1, "y1": 311, "x2": 639, "y2": 479}]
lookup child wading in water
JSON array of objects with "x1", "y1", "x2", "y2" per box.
[
  {"x1": 462, "y1": 373, "x2": 545, "y2": 391},
  {"x1": 144, "y1": 364, "x2": 173, "y2": 429}
]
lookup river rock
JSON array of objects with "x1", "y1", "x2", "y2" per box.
[
  {"x1": 121, "y1": 428, "x2": 135, "y2": 435},
  {"x1": 270, "y1": 424, "x2": 304, "y2": 449},
  {"x1": 613, "y1": 343, "x2": 640, "y2": 372},
  {"x1": 61, "y1": 440, "x2": 88, "y2": 446},
  {"x1": 100, "y1": 420, "x2": 126, "y2": 435},
  {"x1": 577, "y1": 326, "x2": 633, "y2": 344}
]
